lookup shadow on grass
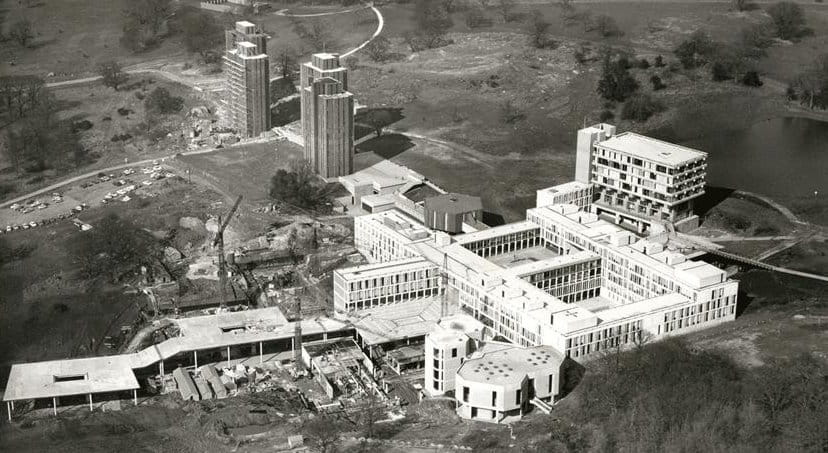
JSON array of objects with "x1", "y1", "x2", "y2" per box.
[
  {"x1": 482, "y1": 211, "x2": 505, "y2": 226},
  {"x1": 355, "y1": 133, "x2": 414, "y2": 160},
  {"x1": 695, "y1": 185, "x2": 734, "y2": 220}
]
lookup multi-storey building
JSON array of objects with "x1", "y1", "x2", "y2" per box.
[
  {"x1": 574, "y1": 123, "x2": 707, "y2": 232},
  {"x1": 223, "y1": 21, "x2": 270, "y2": 138},
  {"x1": 300, "y1": 53, "x2": 354, "y2": 178}
]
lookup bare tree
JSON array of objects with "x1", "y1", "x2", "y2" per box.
[
  {"x1": 9, "y1": 19, "x2": 33, "y2": 47},
  {"x1": 498, "y1": 0, "x2": 517, "y2": 23},
  {"x1": 98, "y1": 61, "x2": 129, "y2": 90},
  {"x1": 526, "y1": 12, "x2": 553, "y2": 49}
]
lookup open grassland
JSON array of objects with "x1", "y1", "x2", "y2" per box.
[{"x1": 0, "y1": 0, "x2": 186, "y2": 78}]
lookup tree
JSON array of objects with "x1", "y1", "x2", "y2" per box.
[
  {"x1": 501, "y1": 99, "x2": 525, "y2": 124},
  {"x1": 650, "y1": 75, "x2": 666, "y2": 90},
  {"x1": 181, "y1": 10, "x2": 223, "y2": 59},
  {"x1": 792, "y1": 54, "x2": 828, "y2": 109},
  {"x1": 97, "y1": 61, "x2": 129, "y2": 90},
  {"x1": 5, "y1": 94, "x2": 83, "y2": 172},
  {"x1": 766, "y1": 2, "x2": 808, "y2": 41},
  {"x1": 673, "y1": 30, "x2": 717, "y2": 69},
  {"x1": 638, "y1": 58, "x2": 650, "y2": 69},
  {"x1": 74, "y1": 214, "x2": 159, "y2": 281},
  {"x1": 739, "y1": 22, "x2": 775, "y2": 59},
  {"x1": 9, "y1": 19, "x2": 33, "y2": 47},
  {"x1": 597, "y1": 54, "x2": 639, "y2": 102},
  {"x1": 365, "y1": 35, "x2": 391, "y2": 62},
  {"x1": 592, "y1": 15, "x2": 623, "y2": 38},
  {"x1": 415, "y1": 0, "x2": 453, "y2": 49},
  {"x1": 145, "y1": 87, "x2": 183, "y2": 114},
  {"x1": 269, "y1": 160, "x2": 332, "y2": 211},
  {"x1": 732, "y1": 0, "x2": 751, "y2": 11},
  {"x1": 301, "y1": 415, "x2": 344, "y2": 453},
  {"x1": 654, "y1": 55, "x2": 665, "y2": 67},
  {"x1": 621, "y1": 94, "x2": 664, "y2": 121},
  {"x1": 526, "y1": 12, "x2": 553, "y2": 49},
  {"x1": 0, "y1": 75, "x2": 46, "y2": 121},
  {"x1": 498, "y1": 0, "x2": 517, "y2": 23},
  {"x1": 308, "y1": 19, "x2": 334, "y2": 51},
  {"x1": 361, "y1": 109, "x2": 396, "y2": 137},
  {"x1": 742, "y1": 71, "x2": 763, "y2": 87},
  {"x1": 121, "y1": 0, "x2": 172, "y2": 52},
  {"x1": 272, "y1": 46, "x2": 299, "y2": 80},
  {"x1": 465, "y1": 8, "x2": 492, "y2": 29}
]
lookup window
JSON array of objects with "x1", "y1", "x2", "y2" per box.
[
  {"x1": 433, "y1": 370, "x2": 439, "y2": 380},
  {"x1": 451, "y1": 348, "x2": 457, "y2": 358},
  {"x1": 433, "y1": 348, "x2": 439, "y2": 357},
  {"x1": 515, "y1": 389, "x2": 522, "y2": 405},
  {"x1": 433, "y1": 359, "x2": 440, "y2": 369},
  {"x1": 548, "y1": 374, "x2": 553, "y2": 393},
  {"x1": 463, "y1": 387, "x2": 470, "y2": 402},
  {"x1": 433, "y1": 381, "x2": 440, "y2": 390},
  {"x1": 491, "y1": 391, "x2": 497, "y2": 406}
]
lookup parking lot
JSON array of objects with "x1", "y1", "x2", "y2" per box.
[{"x1": 0, "y1": 162, "x2": 177, "y2": 234}]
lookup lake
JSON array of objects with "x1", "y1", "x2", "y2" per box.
[{"x1": 658, "y1": 117, "x2": 828, "y2": 198}]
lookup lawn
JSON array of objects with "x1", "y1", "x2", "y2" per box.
[{"x1": 0, "y1": 0, "x2": 187, "y2": 79}]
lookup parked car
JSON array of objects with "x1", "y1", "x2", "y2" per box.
[
  {"x1": 29, "y1": 221, "x2": 37, "y2": 228},
  {"x1": 9, "y1": 203, "x2": 20, "y2": 210},
  {"x1": 123, "y1": 169, "x2": 135, "y2": 175}
]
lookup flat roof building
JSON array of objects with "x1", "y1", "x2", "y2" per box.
[{"x1": 573, "y1": 123, "x2": 707, "y2": 232}]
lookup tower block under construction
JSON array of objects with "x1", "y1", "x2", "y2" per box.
[
  {"x1": 300, "y1": 53, "x2": 355, "y2": 179},
  {"x1": 224, "y1": 21, "x2": 270, "y2": 138}
]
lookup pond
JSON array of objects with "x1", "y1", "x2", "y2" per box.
[{"x1": 656, "y1": 117, "x2": 828, "y2": 198}]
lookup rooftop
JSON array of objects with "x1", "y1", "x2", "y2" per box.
[
  {"x1": 598, "y1": 132, "x2": 707, "y2": 167},
  {"x1": 339, "y1": 159, "x2": 422, "y2": 191},
  {"x1": 335, "y1": 257, "x2": 433, "y2": 280},
  {"x1": 457, "y1": 344, "x2": 564, "y2": 385},
  {"x1": 424, "y1": 193, "x2": 482, "y2": 214},
  {"x1": 538, "y1": 181, "x2": 592, "y2": 194},
  {"x1": 453, "y1": 221, "x2": 539, "y2": 245},
  {"x1": 4, "y1": 355, "x2": 139, "y2": 401},
  {"x1": 348, "y1": 296, "x2": 456, "y2": 345}
]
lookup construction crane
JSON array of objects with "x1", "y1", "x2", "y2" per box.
[{"x1": 213, "y1": 195, "x2": 243, "y2": 310}]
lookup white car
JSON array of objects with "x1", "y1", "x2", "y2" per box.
[
  {"x1": 116, "y1": 189, "x2": 127, "y2": 196},
  {"x1": 142, "y1": 180, "x2": 153, "y2": 186},
  {"x1": 121, "y1": 196, "x2": 131, "y2": 202},
  {"x1": 123, "y1": 169, "x2": 135, "y2": 175},
  {"x1": 152, "y1": 165, "x2": 162, "y2": 172},
  {"x1": 5, "y1": 226, "x2": 11, "y2": 232},
  {"x1": 29, "y1": 221, "x2": 37, "y2": 228},
  {"x1": 73, "y1": 205, "x2": 83, "y2": 212},
  {"x1": 10, "y1": 203, "x2": 20, "y2": 210},
  {"x1": 142, "y1": 167, "x2": 153, "y2": 174}
]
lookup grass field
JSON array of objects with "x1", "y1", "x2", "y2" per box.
[{"x1": 0, "y1": 0, "x2": 186, "y2": 78}]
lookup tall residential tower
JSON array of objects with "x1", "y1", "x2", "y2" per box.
[
  {"x1": 224, "y1": 21, "x2": 270, "y2": 138},
  {"x1": 300, "y1": 53, "x2": 354, "y2": 179}
]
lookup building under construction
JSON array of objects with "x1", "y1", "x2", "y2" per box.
[{"x1": 224, "y1": 21, "x2": 270, "y2": 138}]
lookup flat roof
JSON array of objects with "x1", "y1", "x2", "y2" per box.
[
  {"x1": 236, "y1": 20, "x2": 256, "y2": 27},
  {"x1": 457, "y1": 344, "x2": 563, "y2": 385},
  {"x1": 538, "y1": 181, "x2": 592, "y2": 194},
  {"x1": 499, "y1": 250, "x2": 600, "y2": 277},
  {"x1": 349, "y1": 296, "x2": 455, "y2": 345},
  {"x1": 4, "y1": 355, "x2": 139, "y2": 401},
  {"x1": 335, "y1": 257, "x2": 433, "y2": 280},
  {"x1": 453, "y1": 220, "x2": 539, "y2": 245},
  {"x1": 592, "y1": 293, "x2": 689, "y2": 325},
  {"x1": 339, "y1": 159, "x2": 420, "y2": 190},
  {"x1": 598, "y1": 132, "x2": 707, "y2": 167},
  {"x1": 424, "y1": 193, "x2": 482, "y2": 214}
]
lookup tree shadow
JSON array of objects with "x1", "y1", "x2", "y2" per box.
[
  {"x1": 355, "y1": 133, "x2": 414, "y2": 160},
  {"x1": 735, "y1": 289, "x2": 754, "y2": 317},
  {"x1": 695, "y1": 185, "x2": 734, "y2": 220},
  {"x1": 355, "y1": 107, "x2": 405, "y2": 133},
  {"x1": 482, "y1": 211, "x2": 505, "y2": 226}
]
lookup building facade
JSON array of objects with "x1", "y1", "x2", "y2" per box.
[
  {"x1": 223, "y1": 21, "x2": 270, "y2": 138},
  {"x1": 574, "y1": 123, "x2": 707, "y2": 232},
  {"x1": 423, "y1": 193, "x2": 483, "y2": 234},
  {"x1": 300, "y1": 53, "x2": 355, "y2": 178}
]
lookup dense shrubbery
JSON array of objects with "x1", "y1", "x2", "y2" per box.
[
  {"x1": 145, "y1": 87, "x2": 184, "y2": 114},
  {"x1": 527, "y1": 339, "x2": 828, "y2": 452},
  {"x1": 269, "y1": 160, "x2": 332, "y2": 211},
  {"x1": 621, "y1": 94, "x2": 665, "y2": 121}
]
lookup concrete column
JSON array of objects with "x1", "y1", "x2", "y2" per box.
[
  {"x1": 88, "y1": 394, "x2": 93, "y2": 411},
  {"x1": 291, "y1": 337, "x2": 295, "y2": 354},
  {"x1": 6, "y1": 401, "x2": 11, "y2": 422},
  {"x1": 159, "y1": 360, "x2": 165, "y2": 376},
  {"x1": 9, "y1": 401, "x2": 13, "y2": 411},
  {"x1": 133, "y1": 389, "x2": 138, "y2": 406},
  {"x1": 259, "y1": 341, "x2": 263, "y2": 364},
  {"x1": 194, "y1": 350, "x2": 198, "y2": 369},
  {"x1": 227, "y1": 346, "x2": 231, "y2": 367},
  {"x1": 52, "y1": 397, "x2": 57, "y2": 416}
]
